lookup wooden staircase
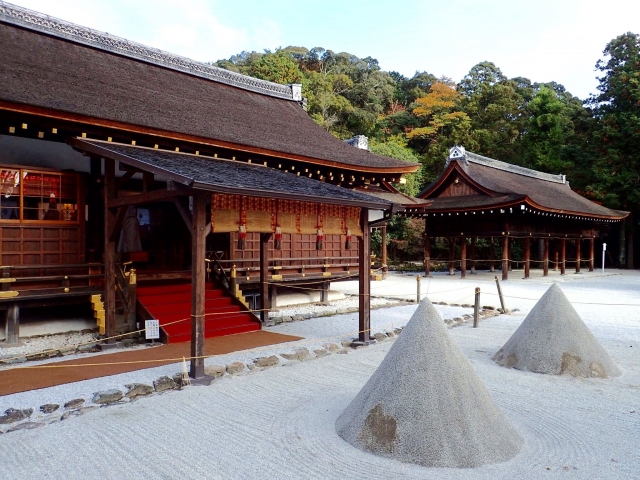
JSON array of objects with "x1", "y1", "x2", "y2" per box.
[{"x1": 136, "y1": 282, "x2": 261, "y2": 344}]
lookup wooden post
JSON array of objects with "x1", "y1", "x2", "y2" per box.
[
  {"x1": 269, "y1": 283, "x2": 278, "y2": 309},
  {"x1": 127, "y1": 269, "x2": 137, "y2": 332},
  {"x1": 448, "y1": 237, "x2": 456, "y2": 276},
  {"x1": 103, "y1": 157, "x2": 117, "y2": 342},
  {"x1": 489, "y1": 237, "x2": 495, "y2": 272},
  {"x1": 495, "y1": 276, "x2": 508, "y2": 313},
  {"x1": 589, "y1": 238, "x2": 595, "y2": 272},
  {"x1": 575, "y1": 239, "x2": 582, "y2": 274},
  {"x1": 502, "y1": 236, "x2": 509, "y2": 281},
  {"x1": 473, "y1": 287, "x2": 480, "y2": 328},
  {"x1": 424, "y1": 235, "x2": 431, "y2": 277},
  {"x1": 320, "y1": 281, "x2": 329, "y2": 304},
  {"x1": 470, "y1": 237, "x2": 476, "y2": 274},
  {"x1": 4, "y1": 304, "x2": 19, "y2": 344},
  {"x1": 460, "y1": 238, "x2": 467, "y2": 278},
  {"x1": 358, "y1": 209, "x2": 371, "y2": 343},
  {"x1": 554, "y1": 249, "x2": 559, "y2": 271},
  {"x1": 416, "y1": 275, "x2": 421, "y2": 303},
  {"x1": 381, "y1": 224, "x2": 388, "y2": 279},
  {"x1": 560, "y1": 239, "x2": 566, "y2": 275},
  {"x1": 260, "y1": 233, "x2": 272, "y2": 322},
  {"x1": 523, "y1": 237, "x2": 531, "y2": 279},
  {"x1": 190, "y1": 194, "x2": 206, "y2": 379},
  {"x1": 543, "y1": 238, "x2": 549, "y2": 276}
]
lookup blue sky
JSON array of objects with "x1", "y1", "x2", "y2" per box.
[{"x1": 9, "y1": 0, "x2": 640, "y2": 100}]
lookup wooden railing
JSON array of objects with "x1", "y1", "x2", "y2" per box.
[{"x1": 0, "y1": 263, "x2": 104, "y2": 301}]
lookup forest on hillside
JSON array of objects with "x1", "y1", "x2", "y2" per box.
[{"x1": 212, "y1": 33, "x2": 640, "y2": 267}]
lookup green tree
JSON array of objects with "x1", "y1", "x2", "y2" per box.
[
  {"x1": 370, "y1": 137, "x2": 422, "y2": 196},
  {"x1": 588, "y1": 32, "x2": 640, "y2": 267},
  {"x1": 249, "y1": 50, "x2": 303, "y2": 84}
]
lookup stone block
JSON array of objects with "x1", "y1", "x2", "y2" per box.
[
  {"x1": 125, "y1": 383, "x2": 154, "y2": 398},
  {"x1": 7, "y1": 422, "x2": 44, "y2": 432},
  {"x1": 323, "y1": 343, "x2": 341, "y2": 352},
  {"x1": 313, "y1": 348, "x2": 328, "y2": 357},
  {"x1": 57, "y1": 346, "x2": 77, "y2": 356},
  {"x1": 373, "y1": 332, "x2": 387, "y2": 342},
  {"x1": 254, "y1": 355, "x2": 279, "y2": 368},
  {"x1": 40, "y1": 404, "x2": 60, "y2": 414},
  {"x1": 92, "y1": 389, "x2": 124, "y2": 405},
  {"x1": 226, "y1": 361, "x2": 245, "y2": 375},
  {"x1": 281, "y1": 348, "x2": 310, "y2": 361},
  {"x1": 204, "y1": 365, "x2": 225, "y2": 378},
  {"x1": 64, "y1": 398, "x2": 85, "y2": 409},
  {"x1": 153, "y1": 376, "x2": 176, "y2": 392},
  {"x1": 0, "y1": 408, "x2": 33, "y2": 424}
]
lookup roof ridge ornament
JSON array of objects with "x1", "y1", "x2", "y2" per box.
[
  {"x1": 446, "y1": 145, "x2": 468, "y2": 167},
  {"x1": 0, "y1": 1, "x2": 299, "y2": 101}
]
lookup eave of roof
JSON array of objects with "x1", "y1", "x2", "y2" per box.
[
  {"x1": 71, "y1": 138, "x2": 394, "y2": 210},
  {"x1": 0, "y1": 4, "x2": 419, "y2": 175},
  {"x1": 417, "y1": 153, "x2": 628, "y2": 220}
]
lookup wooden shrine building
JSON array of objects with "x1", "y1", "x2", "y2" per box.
[
  {"x1": 407, "y1": 146, "x2": 628, "y2": 279},
  {"x1": 0, "y1": 2, "x2": 418, "y2": 375}
]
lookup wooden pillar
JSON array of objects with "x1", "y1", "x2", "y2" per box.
[
  {"x1": 470, "y1": 237, "x2": 476, "y2": 274},
  {"x1": 489, "y1": 237, "x2": 495, "y2": 272},
  {"x1": 543, "y1": 238, "x2": 549, "y2": 276},
  {"x1": 448, "y1": 237, "x2": 456, "y2": 275},
  {"x1": 502, "y1": 236, "x2": 509, "y2": 281},
  {"x1": 460, "y1": 238, "x2": 467, "y2": 278},
  {"x1": 260, "y1": 233, "x2": 272, "y2": 322},
  {"x1": 320, "y1": 281, "x2": 330, "y2": 303},
  {"x1": 190, "y1": 194, "x2": 206, "y2": 379},
  {"x1": 589, "y1": 238, "x2": 595, "y2": 272},
  {"x1": 560, "y1": 238, "x2": 566, "y2": 275},
  {"x1": 575, "y1": 239, "x2": 582, "y2": 273},
  {"x1": 554, "y1": 248, "x2": 559, "y2": 271},
  {"x1": 523, "y1": 237, "x2": 531, "y2": 279},
  {"x1": 381, "y1": 224, "x2": 388, "y2": 278},
  {"x1": 269, "y1": 283, "x2": 278, "y2": 309},
  {"x1": 424, "y1": 235, "x2": 431, "y2": 277},
  {"x1": 4, "y1": 304, "x2": 19, "y2": 344},
  {"x1": 103, "y1": 157, "x2": 117, "y2": 342},
  {"x1": 358, "y1": 209, "x2": 371, "y2": 343}
]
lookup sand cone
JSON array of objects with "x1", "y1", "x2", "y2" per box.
[
  {"x1": 336, "y1": 298, "x2": 523, "y2": 468},
  {"x1": 493, "y1": 283, "x2": 620, "y2": 378}
]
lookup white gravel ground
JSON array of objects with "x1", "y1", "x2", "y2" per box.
[{"x1": 0, "y1": 269, "x2": 638, "y2": 479}]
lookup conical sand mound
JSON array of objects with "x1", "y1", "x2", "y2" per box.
[
  {"x1": 335, "y1": 298, "x2": 523, "y2": 467},
  {"x1": 493, "y1": 283, "x2": 621, "y2": 378}
]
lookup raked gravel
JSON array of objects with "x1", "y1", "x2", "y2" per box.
[{"x1": 0, "y1": 270, "x2": 638, "y2": 479}]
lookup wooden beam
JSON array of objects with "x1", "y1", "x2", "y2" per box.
[
  {"x1": 142, "y1": 171, "x2": 154, "y2": 192},
  {"x1": 560, "y1": 238, "x2": 566, "y2": 275},
  {"x1": 424, "y1": 235, "x2": 431, "y2": 277},
  {"x1": 470, "y1": 237, "x2": 476, "y2": 274},
  {"x1": 381, "y1": 224, "x2": 388, "y2": 278},
  {"x1": 543, "y1": 238, "x2": 549, "y2": 276},
  {"x1": 260, "y1": 233, "x2": 272, "y2": 323},
  {"x1": 115, "y1": 170, "x2": 136, "y2": 190},
  {"x1": 489, "y1": 237, "x2": 495, "y2": 272},
  {"x1": 358, "y1": 209, "x2": 371, "y2": 343},
  {"x1": 502, "y1": 236, "x2": 509, "y2": 281},
  {"x1": 460, "y1": 239, "x2": 467, "y2": 278},
  {"x1": 4, "y1": 303, "x2": 19, "y2": 344},
  {"x1": 107, "y1": 188, "x2": 181, "y2": 209},
  {"x1": 524, "y1": 237, "x2": 530, "y2": 279},
  {"x1": 448, "y1": 237, "x2": 456, "y2": 276},
  {"x1": 103, "y1": 157, "x2": 117, "y2": 342},
  {"x1": 190, "y1": 193, "x2": 206, "y2": 379},
  {"x1": 172, "y1": 197, "x2": 193, "y2": 233},
  {"x1": 109, "y1": 206, "x2": 127, "y2": 243}
]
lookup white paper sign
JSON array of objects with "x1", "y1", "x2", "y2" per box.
[{"x1": 145, "y1": 319, "x2": 160, "y2": 340}]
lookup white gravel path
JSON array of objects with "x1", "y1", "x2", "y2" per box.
[{"x1": 0, "y1": 270, "x2": 638, "y2": 479}]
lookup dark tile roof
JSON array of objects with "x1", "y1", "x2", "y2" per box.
[
  {"x1": 421, "y1": 194, "x2": 525, "y2": 211},
  {"x1": 357, "y1": 187, "x2": 430, "y2": 206},
  {"x1": 419, "y1": 151, "x2": 628, "y2": 219},
  {"x1": 73, "y1": 139, "x2": 393, "y2": 209},
  {"x1": 0, "y1": 18, "x2": 417, "y2": 174}
]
